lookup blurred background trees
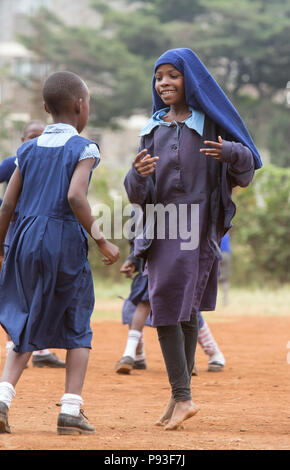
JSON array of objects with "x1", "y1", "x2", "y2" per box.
[{"x1": 0, "y1": 0, "x2": 289, "y2": 286}]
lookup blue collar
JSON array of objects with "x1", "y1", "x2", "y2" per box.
[{"x1": 139, "y1": 107, "x2": 205, "y2": 137}]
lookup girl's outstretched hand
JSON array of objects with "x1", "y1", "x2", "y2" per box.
[
  {"x1": 200, "y1": 136, "x2": 223, "y2": 160},
  {"x1": 134, "y1": 149, "x2": 159, "y2": 176},
  {"x1": 97, "y1": 239, "x2": 120, "y2": 265}
]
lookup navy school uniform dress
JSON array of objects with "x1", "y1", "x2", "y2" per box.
[{"x1": 0, "y1": 124, "x2": 100, "y2": 353}]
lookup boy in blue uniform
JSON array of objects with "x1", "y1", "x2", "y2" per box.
[
  {"x1": 0, "y1": 71, "x2": 120, "y2": 434},
  {"x1": 0, "y1": 121, "x2": 66, "y2": 368}
]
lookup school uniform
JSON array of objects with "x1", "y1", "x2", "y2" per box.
[
  {"x1": 124, "y1": 48, "x2": 261, "y2": 403},
  {"x1": 0, "y1": 124, "x2": 100, "y2": 353},
  {"x1": 125, "y1": 109, "x2": 254, "y2": 327}
]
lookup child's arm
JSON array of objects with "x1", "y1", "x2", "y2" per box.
[
  {"x1": 0, "y1": 168, "x2": 22, "y2": 269},
  {"x1": 124, "y1": 148, "x2": 159, "y2": 205},
  {"x1": 68, "y1": 158, "x2": 120, "y2": 265},
  {"x1": 200, "y1": 136, "x2": 255, "y2": 187}
]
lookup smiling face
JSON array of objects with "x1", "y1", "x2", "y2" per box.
[{"x1": 154, "y1": 63, "x2": 186, "y2": 108}]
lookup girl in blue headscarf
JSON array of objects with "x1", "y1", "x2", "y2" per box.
[{"x1": 124, "y1": 48, "x2": 261, "y2": 430}]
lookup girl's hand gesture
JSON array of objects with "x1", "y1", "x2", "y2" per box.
[
  {"x1": 97, "y1": 239, "x2": 120, "y2": 265},
  {"x1": 200, "y1": 136, "x2": 223, "y2": 160},
  {"x1": 134, "y1": 149, "x2": 159, "y2": 176},
  {"x1": 120, "y1": 260, "x2": 136, "y2": 278}
]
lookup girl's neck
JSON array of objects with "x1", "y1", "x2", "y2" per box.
[
  {"x1": 163, "y1": 104, "x2": 190, "y2": 123},
  {"x1": 51, "y1": 114, "x2": 79, "y2": 132}
]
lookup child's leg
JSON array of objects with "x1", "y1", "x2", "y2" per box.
[
  {"x1": 0, "y1": 349, "x2": 32, "y2": 432},
  {"x1": 64, "y1": 347, "x2": 90, "y2": 396},
  {"x1": 156, "y1": 318, "x2": 199, "y2": 429},
  {"x1": 197, "y1": 314, "x2": 225, "y2": 371},
  {"x1": 59, "y1": 347, "x2": 90, "y2": 415},
  {"x1": 115, "y1": 301, "x2": 150, "y2": 374},
  {"x1": 1, "y1": 349, "x2": 32, "y2": 388},
  {"x1": 131, "y1": 301, "x2": 150, "y2": 366},
  {"x1": 181, "y1": 312, "x2": 199, "y2": 377},
  {"x1": 57, "y1": 347, "x2": 94, "y2": 435}
]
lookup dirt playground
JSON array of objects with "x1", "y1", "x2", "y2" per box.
[{"x1": 0, "y1": 314, "x2": 289, "y2": 451}]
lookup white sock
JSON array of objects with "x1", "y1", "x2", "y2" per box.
[
  {"x1": 0, "y1": 382, "x2": 16, "y2": 409},
  {"x1": 60, "y1": 393, "x2": 83, "y2": 417},
  {"x1": 33, "y1": 349, "x2": 51, "y2": 356},
  {"x1": 123, "y1": 330, "x2": 142, "y2": 360},
  {"x1": 135, "y1": 333, "x2": 145, "y2": 361},
  {"x1": 198, "y1": 321, "x2": 219, "y2": 356},
  {"x1": 6, "y1": 341, "x2": 15, "y2": 353}
]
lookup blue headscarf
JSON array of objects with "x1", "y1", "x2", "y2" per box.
[{"x1": 153, "y1": 48, "x2": 262, "y2": 169}]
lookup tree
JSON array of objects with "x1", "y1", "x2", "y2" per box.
[
  {"x1": 231, "y1": 164, "x2": 290, "y2": 285},
  {"x1": 17, "y1": 0, "x2": 290, "y2": 165},
  {"x1": 19, "y1": 8, "x2": 153, "y2": 127}
]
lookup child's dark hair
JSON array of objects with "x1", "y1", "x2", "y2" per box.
[
  {"x1": 43, "y1": 71, "x2": 87, "y2": 115},
  {"x1": 22, "y1": 120, "x2": 45, "y2": 134}
]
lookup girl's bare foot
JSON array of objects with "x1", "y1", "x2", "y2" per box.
[
  {"x1": 155, "y1": 396, "x2": 175, "y2": 426},
  {"x1": 164, "y1": 400, "x2": 199, "y2": 431}
]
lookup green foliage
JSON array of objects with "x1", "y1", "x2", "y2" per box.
[
  {"x1": 15, "y1": 0, "x2": 290, "y2": 167},
  {"x1": 231, "y1": 165, "x2": 290, "y2": 285},
  {"x1": 87, "y1": 166, "x2": 131, "y2": 281},
  {"x1": 123, "y1": 0, "x2": 206, "y2": 23},
  {"x1": 4, "y1": 0, "x2": 288, "y2": 286}
]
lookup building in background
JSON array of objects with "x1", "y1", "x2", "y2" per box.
[{"x1": 0, "y1": 0, "x2": 101, "y2": 155}]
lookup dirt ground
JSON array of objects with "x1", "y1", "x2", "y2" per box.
[{"x1": 0, "y1": 314, "x2": 289, "y2": 451}]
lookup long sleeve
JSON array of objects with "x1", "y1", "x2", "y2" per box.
[
  {"x1": 124, "y1": 165, "x2": 153, "y2": 206},
  {"x1": 124, "y1": 136, "x2": 154, "y2": 206},
  {"x1": 221, "y1": 140, "x2": 255, "y2": 188}
]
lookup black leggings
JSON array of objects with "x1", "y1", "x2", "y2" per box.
[{"x1": 157, "y1": 313, "x2": 198, "y2": 402}]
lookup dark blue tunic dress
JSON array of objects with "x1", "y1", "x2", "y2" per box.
[
  {"x1": 0, "y1": 135, "x2": 96, "y2": 352},
  {"x1": 124, "y1": 116, "x2": 255, "y2": 326}
]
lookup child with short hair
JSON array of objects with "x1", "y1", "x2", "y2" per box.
[
  {"x1": 124, "y1": 48, "x2": 261, "y2": 430},
  {"x1": 0, "y1": 120, "x2": 66, "y2": 368},
  {"x1": 0, "y1": 71, "x2": 120, "y2": 435}
]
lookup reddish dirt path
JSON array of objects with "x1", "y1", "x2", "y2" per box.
[{"x1": 0, "y1": 316, "x2": 289, "y2": 450}]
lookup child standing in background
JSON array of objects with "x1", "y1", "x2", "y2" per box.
[
  {"x1": 124, "y1": 48, "x2": 261, "y2": 430},
  {"x1": 0, "y1": 71, "x2": 119, "y2": 435}
]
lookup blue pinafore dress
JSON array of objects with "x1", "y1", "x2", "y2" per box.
[{"x1": 0, "y1": 135, "x2": 96, "y2": 352}]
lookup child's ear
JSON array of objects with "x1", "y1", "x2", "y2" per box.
[
  {"x1": 75, "y1": 98, "x2": 82, "y2": 114},
  {"x1": 44, "y1": 102, "x2": 50, "y2": 114}
]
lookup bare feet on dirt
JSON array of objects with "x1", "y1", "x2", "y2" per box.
[{"x1": 164, "y1": 400, "x2": 199, "y2": 431}]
